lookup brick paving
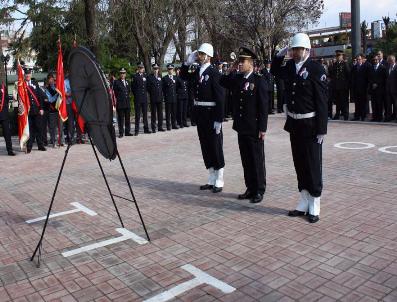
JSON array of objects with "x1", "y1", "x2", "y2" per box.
[{"x1": 0, "y1": 115, "x2": 397, "y2": 301}]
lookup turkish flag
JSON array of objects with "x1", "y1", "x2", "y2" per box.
[
  {"x1": 56, "y1": 39, "x2": 68, "y2": 122},
  {"x1": 17, "y1": 62, "x2": 30, "y2": 150}
]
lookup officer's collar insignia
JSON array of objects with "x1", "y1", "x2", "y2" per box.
[
  {"x1": 244, "y1": 82, "x2": 250, "y2": 90},
  {"x1": 320, "y1": 74, "x2": 327, "y2": 82},
  {"x1": 249, "y1": 83, "x2": 255, "y2": 90}
]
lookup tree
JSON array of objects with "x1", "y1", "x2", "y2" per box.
[{"x1": 361, "y1": 21, "x2": 367, "y2": 54}]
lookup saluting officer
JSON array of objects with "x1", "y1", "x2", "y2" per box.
[
  {"x1": 147, "y1": 63, "x2": 165, "y2": 132},
  {"x1": 25, "y1": 68, "x2": 47, "y2": 153},
  {"x1": 0, "y1": 82, "x2": 15, "y2": 155},
  {"x1": 162, "y1": 64, "x2": 179, "y2": 130},
  {"x1": 131, "y1": 62, "x2": 150, "y2": 135},
  {"x1": 220, "y1": 47, "x2": 269, "y2": 203},
  {"x1": 176, "y1": 67, "x2": 189, "y2": 128},
  {"x1": 180, "y1": 43, "x2": 225, "y2": 193},
  {"x1": 272, "y1": 33, "x2": 328, "y2": 223},
  {"x1": 113, "y1": 68, "x2": 133, "y2": 137}
]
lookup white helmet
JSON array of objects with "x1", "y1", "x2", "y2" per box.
[
  {"x1": 291, "y1": 33, "x2": 311, "y2": 49},
  {"x1": 198, "y1": 43, "x2": 214, "y2": 57}
]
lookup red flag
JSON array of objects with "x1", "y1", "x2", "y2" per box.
[
  {"x1": 16, "y1": 61, "x2": 30, "y2": 150},
  {"x1": 71, "y1": 100, "x2": 85, "y2": 133},
  {"x1": 56, "y1": 39, "x2": 68, "y2": 122}
]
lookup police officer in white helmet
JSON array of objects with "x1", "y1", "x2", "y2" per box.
[
  {"x1": 180, "y1": 43, "x2": 225, "y2": 193},
  {"x1": 271, "y1": 33, "x2": 328, "y2": 223}
]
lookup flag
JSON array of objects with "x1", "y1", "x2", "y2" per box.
[
  {"x1": 56, "y1": 38, "x2": 68, "y2": 122},
  {"x1": 17, "y1": 61, "x2": 30, "y2": 150}
]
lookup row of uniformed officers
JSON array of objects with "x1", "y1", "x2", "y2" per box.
[{"x1": 111, "y1": 63, "x2": 197, "y2": 137}]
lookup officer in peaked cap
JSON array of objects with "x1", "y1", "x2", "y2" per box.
[
  {"x1": 329, "y1": 49, "x2": 351, "y2": 120},
  {"x1": 220, "y1": 47, "x2": 269, "y2": 203},
  {"x1": 113, "y1": 67, "x2": 132, "y2": 137},
  {"x1": 131, "y1": 61, "x2": 150, "y2": 135},
  {"x1": 180, "y1": 43, "x2": 225, "y2": 193},
  {"x1": 162, "y1": 63, "x2": 178, "y2": 130},
  {"x1": 147, "y1": 63, "x2": 165, "y2": 132},
  {"x1": 271, "y1": 33, "x2": 328, "y2": 223}
]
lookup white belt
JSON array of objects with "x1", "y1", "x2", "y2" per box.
[
  {"x1": 287, "y1": 111, "x2": 316, "y2": 119},
  {"x1": 194, "y1": 101, "x2": 216, "y2": 107}
]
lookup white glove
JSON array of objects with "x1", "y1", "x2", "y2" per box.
[
  {"x1": 185, "y1": 50, "x2": 198, "y2": 65},
  {"x1": 317, "y1": 135, "x2": 325, "y2": 144},
  {"x1": 283, "y1": 104, "x2": 288, "y2": 118},
  {"x1": 277, "y1": 46, "x2": 289, "y2": 58},
  {"x1": 214, "y1": 122, "x2": 222, "y2": 134}
]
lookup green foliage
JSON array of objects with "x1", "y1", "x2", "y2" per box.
[{"x1": 375, "y1": 23, "x2": 397, "y2": 56}]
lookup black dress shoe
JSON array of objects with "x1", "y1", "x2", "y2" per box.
[
  {"x1": 144, "y1": 130, "x2": 152, "y2": 134},
  {"x1": 119, "y1": 134, "x2": 124, "y2": 138},
  {"x1": 183, "y1": 124, "x2": 190, "y2": 127},
  {"x1": 332, "y1": 115, "x2": 340, "y2": 120},
  {"x1": 191, "y1": 123, "x2": 196, "y2": 126},
  {"x1": 26, "y1": 149, "x2": 31, "y2": 154},
  {"x1": 135, "y1": 132, "x2": 139, "y2": 136},
  {"x1": 158, "y1": 128, "x2": 166, "y2": 132},
  {"x1": 125, "y1": 133, "x2": 133, "y2": 136},
  {"x1": 250, "y1": 193, "x2": 263, "y2": 203},
  {"x1": 38, "y1": 146, "x2": 47, "y2": 151},
  {"x1": 238, "y1": 190, "x2": 253, "y2": 200},
  {"x1": 172, "y1": 125, "x2": 179, "y2": 129},
  {"x1": 200, "y1": 184, "x2": 213, "y2": 190},
  {"x1": 8, "y1": 151, "x2": 16, "y2": 156},
  {"x1": 167, "y1": 127, "x2": 171, "y2": 131},
  {"x1": 288, "y1": 210, "x2": 306, "y2": 217},
  {"x1": 212, "y1": 186, "x2": 222, "y2": 193},
  {"x1": 308, "y1": 215, "x2": 320, "y2": 223}
]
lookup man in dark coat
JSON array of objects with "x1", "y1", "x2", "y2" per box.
[
  {"x1": 113, "y1": 68, "x2": 132, "y2": 137},
  {"x1": 385, "y1": 55, "x2": 397, "y2": 122},
  {"x1": 0, "y1": 81, "x2": 15, "y2": 155},
  {"x1": 261, "y1": 60, "x2": 275, "y2": 114},
  {"x1": 176, "y1": 67, "x2": 189, "y2": 128},
  {"x1": 369, "y1": 55, "x2": 387, "y2": 122},
  {"x1": 131, "y1": 62, "x2": 150, "y2": 135},
  {"x1": 220, "y1": 47, "x2": 269, "y2": 203},
  {"x1": 180, "y1": 43, "x2": 225, "y2": 193},
  {"x1": 147, "y1": 63, "x2": 165, "y2": 132},
  {"x1": 272, "y1": 33, "x2": 328, "y2": 223},
  {"x1": 25, "y1": 68, "x2": 47, "y2": 153},
  {"x1": 162, "y1": 64, "x2": 178, "y2": 130},
  {"x1": 351, "y1": 54, "x2": 370, "y2": 121},
  {"x1": 329, "y1": 50, "x2": 351, "y2": 120}
]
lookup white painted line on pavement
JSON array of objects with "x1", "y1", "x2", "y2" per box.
[
  {"x1": 378, "y1": 146, "x2": 397, "y2": 155},
  {"x1": 144, "y1": 264, "x2": 235, "y2": 302},
  {"x1": 26, "y1": 202, "x2": 97, "y2": 224},
  {"x1": 334, "y1": 142, "x2": 375, "y2": 150},
  {"x1": 62, "y1": 228, "x2": 148, "y2": 257}
]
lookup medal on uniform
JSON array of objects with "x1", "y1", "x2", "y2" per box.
[
  {"x1": 244, "y1": 82, "x2": 249, "y2": 91},
  {"x1": 143, "y1": 77, "x2": 146, "y2": 81},
  {"x1": 199, "y1": 75, "x2": 204, "y2": 83},
  {"x1": 249, "y1": 83, "x2": 255, "y2": 90},
  {"x1": 205, "y1": 75, "x2": 209, "y2": 81}
]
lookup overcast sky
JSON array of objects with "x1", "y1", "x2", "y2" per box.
[{"x1": 311, "y1": 0, "x2": 397, "y2": 29}]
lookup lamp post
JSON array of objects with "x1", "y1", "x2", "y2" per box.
[{"x1": 351, "y1": 0, "x2": 361, "y2": 57}]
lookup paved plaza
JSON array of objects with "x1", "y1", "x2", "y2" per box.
[{"x1": 0, "y1": 115, "x2": 397, "y2": 302}]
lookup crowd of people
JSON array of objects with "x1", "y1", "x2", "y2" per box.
[
  {"x1": 1, "y1": 47, "x2": 396, "y2": 158},
  {"x1": 320, "y1": 50, "x2": 397, "y2": 122}
]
